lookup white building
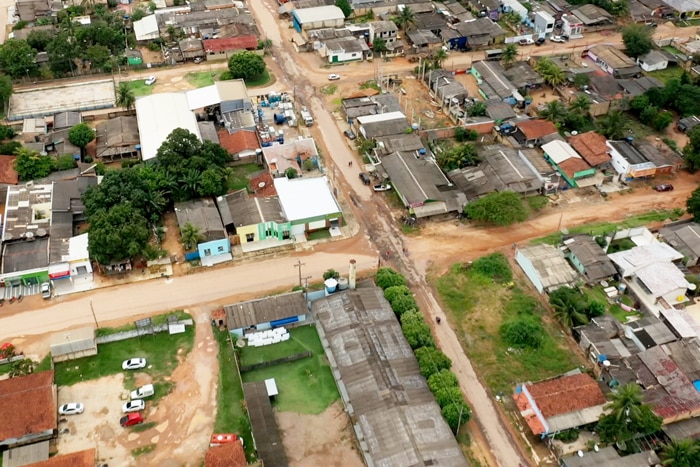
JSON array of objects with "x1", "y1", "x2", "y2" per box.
[
  {"x1": 273, "y1": 176, "x2": 342, "y2": 237},
  {"x1": 562, "y1": 13, "x2": 583, "y2": 38},
  {"x1": 292, "y1": 6, "x2": 345, "y2": 33},
  {"x1": 534, "y1": 10, "x2": 555, "y2": 37},
  {"x1": 638, "y1": 50, "x2": 669, "y2": 72},
  {"x1": 608, "y1": 242, "x2": 684, "y2": 277},
  {"x1": 133, "y1": 14, "x2": 159, "y2": 42},
  {"x1": 606, "y1": 140, "x2": 656, "y2": 180}
]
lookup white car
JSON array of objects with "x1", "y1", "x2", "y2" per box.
[
  {"x1": 41, "y1": 282, "x2": 51, "y2": 299},
  {"x1": 518, "y1": 38, "x2": 535, "y2": 46},
  {"x1": 122, "y1": 358, "x2": 146, "y2": 370},
  {"x1": 122, "y1": 399, "x2": 145, "y2": 413},
  {"x1": 144, "y1": 76, "x2": 157, "y2": 86},
  {"x1": 59, "y1": 402, "x2": 84, "y2": 415},
  {"x1": 550, "y1": 36, "x2": 566, "y2": 43},
  {"x1": 328, "y1": 74, "x2": 341, "y2": 81}
]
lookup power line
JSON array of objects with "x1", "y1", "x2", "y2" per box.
[{"x1": 293, "y1": 260, "x2": 305, "y2": 289}]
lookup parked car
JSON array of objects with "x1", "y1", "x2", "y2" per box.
[
  {"x1": 59, "y1": 402, "x2": 84, "y2": 415},
  {"x1": 518, "y1": 38, "x2": 535, "y2": 46},
  {"x1": 343, "y1": 129, "x2": 356, "y2": 140},
  {"x1": 535, "y1": 37, "x2": 546, "y2": 46},
  {"x1": 41, "y1": 282, "x2": 51, "y2": 299},
  {"x1": 359, "y1": 173, "x2": 371, "y2": 185},
  {"x1": 550, "y1": 36, "x2": 567, "y2": 43},
  {"x1": 120, "y1": 413, "x2": 144, "y2": 427},
  {"x1": 328, "y1": 74, "x2": 341, "y2": 81},
  {"x1": 130, "y1": 384, "x2": 155, "y2": 400},
  {"x1": 122, "y1": 399, "x2": 146, "y2": 413},
  {"x1": 122, "y1": 358, "x2": 147, "y2": 370},
  {"x1": 144, "y1": 76, "x2": 157, "y2": 86},
  {"x1": 210, "y1": 433, "x2": 244, "y2": 447},
  {"x1": 373, "y1": 184, "x2": 391, "y2": 192},
  {"x1": 654, "y1": 184, "x2": 674, "y2": 192}
]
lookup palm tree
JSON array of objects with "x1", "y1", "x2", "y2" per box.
[
  {"x1": 549, "y1": 288, "x2": 587, "y2": 327},
  {"x1": 568, "y1": 94, "x2": 591, "y2": 115},
  {"x1": 394, "y1": 6, "x2": 415, "y2": 32},
  {"x1": 661, "y1": 439, "x2": 700, "y2": 467},
  {"x1": 180, "y1": 222, "x2": 204, "y2": 250},
  {"x1": 180, "y1": 168, "x2": 201, "y2": 197},
  {"x1": 115, "y1": 82, "x2": 136, "y2": 114},
  {"x1": 542, "y1": 66, "x2": 566, "y2": 87},
  {"x1": 606, "y1": 383, "x2": 645, "y2": 423},
  {"x1": 501, "y1": 43, "x2": 518, "y2": 69},
  {"x1": 539, "y1": 100, "x2": 567, "y2": 124},
  {"x1": 432, "y1": 48, "x2": 448, "y2": 69},
  {"x1": 598, "y1": 110, "x2": 628, "y2": 140}
]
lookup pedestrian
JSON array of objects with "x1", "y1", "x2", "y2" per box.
[{"x1": 348, "y1": 161, "x2": 353, "y2": 167}]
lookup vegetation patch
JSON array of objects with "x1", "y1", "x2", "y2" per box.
[
  {"x1": 321, "y1": 84, "x2": 337, "y2": 95},
  {"x1": 125, "y1": 80, "x2": 154, "y2": 97},
  {"x1": 131, "y1": 444, "x2": 156, "y2": 456},
  {"x1": 185, "y1": 71, "x2": 223, "y2": 88},
  {"x1": 306, "y1": 229, "x2": 331, "y2": 241},
  {"x1": 130, "y1": 421, "x2": 157, "y2": 433},
  {"x1": 228, "y1": 163, "x2": 263, "y2": 192}
]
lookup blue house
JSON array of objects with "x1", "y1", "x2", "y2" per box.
[{"x1": 174, "y1": 198, "x2": 232, "y2": 267}]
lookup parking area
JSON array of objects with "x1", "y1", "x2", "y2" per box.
[{"x1": 8, "y1": 80, "x2": 115, "y2": 121}]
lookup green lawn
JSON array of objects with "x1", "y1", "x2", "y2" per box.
[
  {"x1": 306, "y1": 229, "x2": 331, "y2": 241},
  {"x1": 213, "y1": 329, "x2": 255, "y2": 460},
  {"x1": 648, "y1": 66, "x2": 685, "y2": 85},
  {"x1": 54, "y1": 312, "x2": 195, "y2": 386},
  {"x1": 125, "y1": 79, "x2": 154, "y2": 97},
  {"x1": 185, "y1": 70, "x2": 224, "y2": 88},
  {"x1": 241, "y1": 325, "x2": 338, "y2": 414},
  {"x1": 434, "y1": 263, "x2": 585, "y2": 394},
  {"x1": 239, "y1": 326, "x2": 314, "y2": 367},
  {"x1": 579, "y1": 285, "x2": 641, "y2": 323},
  {"x1": 228, "y1": 163, "x2": 263, "y2": 192}
]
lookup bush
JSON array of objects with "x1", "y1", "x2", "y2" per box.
[
  {"x1": 384, "y1": 285, "x2": 412, "y2": 303},
  {"x1": 434, "y1": 386, "x2": 464, "y2": 408},
  {"x1": 323, "y1": 268, "x2": 340, "y2": 280},
  {"x1": 53, "y1": 154, "x2": 77, "y2": 171},
  {"x1": 0, "y1": 125, "x2": 16, "y2": 140},
  {"x1": 415, "y1": 347, "x2": 452, "y2": 379},
  {"x1": 554, "y1": 428, "x2": 579, "y2": 443},
  {"x1": 376, "y1": 267, "x2": 407, "y2": 289},
  {"x1": 499, "y1": 316, "x2": 545, "y2": 349},
  {"x1": 427, "y1": 369, "x2": 459, "y2": 393},
  {"x1": 121, "y1": 159, "x2": 141, "y2": 169},
  {"x1": 388, "y1": 294, "x2": 419, "y2": 318},
  {"x1": 471, "y1": 253, "x2": 512, "y2": 283},
  {"x1": 441, "y1": 400, "x2": 471, "y2": 432},
  {"x1": 147, "y1": 41, "x2": 162, "y2": 52},
  {"x1": 0, "y1": 141, "x2": 21, "y2": 155},
  {"x1": 400, "y1": 310, "x2": 434, "y2": 349}
]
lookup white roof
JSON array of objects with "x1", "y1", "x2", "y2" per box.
[
  {"x1": 541, "y1": 140, "x2": 581, "y2": 164},
  {"x1": 65, "y1": 233, "x2": 89, "y2": 262},
  {"x1": 608, "y1": 243, "x2": 683, "y2": 274},
  {"x1": 660, "y1": 309, "x2": 700, "y2": 338},
  {"x1": 133, "y1": 15, "x2": 159, "y2": 41},
  {"x1": 293, "y1": 5, "x2": 345, "y2": 23},
  {"x1": 635, "y1": 262, "x2": 689, "y2": 297},
  {"x1": 273, "y1": 176, "x2": 341, "y2": 222},
  {"x1": 186, "y1": 81, "x2": 249, "y2": 110},
  {"x1": 135, "y1": 93, "x2": 201, "y2": 161},
  {"x1": 356, "y1": 111, "x2": 407, "y2": 124}
]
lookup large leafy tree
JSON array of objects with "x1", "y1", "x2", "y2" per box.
[
  {"x1": 437, "y1": 143, "x2": 480, "y2": 171},
  {"x1": 598, "y1": 110, "x2": 628, "y2": 140},
  {"x1": 622, "y1": 23, "x2": 653, "y2": 58},
  {"x1": 441, "y1": 400, "x2": 471, "y2": 432},
  {"x1": 464, "y1": 191, "x2": 528, "y2": 226},
  {"x1": 180, "y1": 222, "x2": 204, "y2": 250},
  {"x1": 539, "y1": 100, "x2": 567, "y2": 124},
  {"x1": 0, "y1": 39, "x2": 37, "y2": 78},
  {"x1": 596, "y1": 383, "x2": 662, "y2": 443},
  {"x1": 415, "y1": 347, "x2": 452, "y2": 379},
  {"x1": 115, "y1": 82, "x2": 136, "y2": 113},
  {"x1": 87, "y1": 203, "x2": 151, "y2": 265},
  {"x1": 68, "y1": 123, "x2": 95, "y2": 160},
  {"x1": 0, "y1": 74, "x2": 12, "y2": 109},
  {"x1": 335, "y1": 0, "x2": 352, "y2": 17},
  {"x1": 83, "y1": 167, "x2": 164, "y2": 222},
  {"x1": 684, "y1": 126, "x2": 700, "y2": 172},
  {"x1": 227, "y1": 51, "x2": 266, "y2": 82},
  {"x1": 14, "y1": 147, "x2": 53, "y2": 181},
  {"x1": 687, "y1": 186, "x2": 700, "y2": 222}
]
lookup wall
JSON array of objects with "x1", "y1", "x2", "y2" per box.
[
  {"x1": 515, "y1": 250, "x2": 544, "y2": 293},
  {"x1": 237, "y1": 223, "x2": 258, "y2": 244},
  {"x1": 198, "y1": 238, "x2": 231, "y2": 259},
  {"x1": 566, "y1": 253, "x2": 586, "y2": 275}
]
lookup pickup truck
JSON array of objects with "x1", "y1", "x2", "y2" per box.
[{"x1": 373, "y1": 184, "x2": 391, "y2": 192}]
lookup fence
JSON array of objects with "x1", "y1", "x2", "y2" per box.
[
  {"x1": 96, "y1": 319, "x2": 193, "y2": 344},
  {"x1": 239, "y1": 351, "x2": 312, "y2": 372}
]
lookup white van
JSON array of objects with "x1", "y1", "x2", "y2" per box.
[{"x1": 130, "y1": 384, "x2": 154, "y2": 400}]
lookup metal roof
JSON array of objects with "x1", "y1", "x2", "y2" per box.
[
  {"x1": 660, "y1": 222, "x2": 700, "y2": 261},
  {"x1": 542, "y1": 140, "x2": 581, "y2": 164},
  {"x1": 517, "y1": 244, "x2": 579, "y2": 290},
  {"x1": 174, "y1": 198, "x2": 227, "y2": 242},
  {"x1": 564, "y1": 235, "x2": 617, "y2": 283},
  {"x1": 216, "y1": 189, "x2": 286, "y2": 227},
  {"x1": 292, "y1": 5, "x2": 344, "y2": 23},
  {"x1": 273, "y1": 176, "x2": 341, "y2": 222},
  {"x1": 224, "y1": 291, "x2": 307, "y2": 331},
  {"x1": 242, "y1": 381, "x2": 289, "y2": 467}
]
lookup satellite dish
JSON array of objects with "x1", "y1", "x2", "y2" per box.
[
  {"x1": 258, "y1": 182, "x2": 266, "y2": 188},
  {"x1": 36, "y1": 228, "x2": 47, "y2": 237},
  {"x1": 690, "y1": 283, "x2": 697, "y2": 291},
  {"x1": 577, "y1": 450, "x2": 584, "y2": 457},
  {"x1": 594, "y1": 444, "x2": 599, "y2": 452},
  {"x1": 235, "y1": 339, "x2": 245, "y2": 348}
]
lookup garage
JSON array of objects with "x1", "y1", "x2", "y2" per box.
[{"x1": 307, "y1": 219, "x2": 327, "y2": 230}]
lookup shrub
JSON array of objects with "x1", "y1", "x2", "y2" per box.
[
  {"x1": 376, "y1": 267, "x2": 407, "y2": 289},
  {"x1": 0, "y1": 125, "x2": 16, "y2": 140},
  {"x1": 441, "y1": 400, "x2": 471, "y2": 432},
  {"x1": 427, "y1": 369, "x2": 459, "y2": 393},
  {"x1": 499, "y1": 316, "x2": 545, "y2": 349},
  {"x1": 471, "y1": 253, "x2": 512, "y2": 283},
  {"x1": 53, "y1": 154, "x2": 77, "y2": 171},
  {"x1": 384, "y1": 285, "x2": 412, "y2": 303},
  {"x1": 434, "y1": 386, "x2": 464, "y2": 408},
  {"x1": 415, "y1": 347, "x2": 452, "y2": 379},
  {"x1": 388, "y1": 294, "x2": 418, "y2": 318},
  {"x1": 400, "y1": 310, "x2": 434, "y2": 349},
  {"x1": 0, "y1": 141, "x2": 21, "y2": 155},
  {"x1": 323, "y1": 268, "x2": 339, "y2": 280},
  {"x1": 121, "y1": 159, "x2": 141, "y2": 169}
]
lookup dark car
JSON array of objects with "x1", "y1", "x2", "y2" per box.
[
  {"x1": 359, "y1": 172, "x2": 371, "y2": 185},
  {"x1": 344, "y1": 129, "x2": 356, "y2": 140},
  {"x1": 654, "y1": 184, "x2": 674, "y2": 192},
  {"x1": 535, "y1": 37, "x2": 546, "y2": 46}
]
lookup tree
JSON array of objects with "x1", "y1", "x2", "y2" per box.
[
  {"x1": 0, "y1": 74, "x2": 12, "y2": 108},
  {"x1": 501, "y1": 43, "x2": 518, "y2": 69},
  {"x1": 384, "y1": 285, "x2": 412, "y2": 303},
  {"x1": 388, "y1": 293, "x2": 419, "y2": 318},
  {"x1": 598, "y1": 110, "x2": 628, "y2": 140},
  {"x1": 180, "y1": 222, "x2": 204, "y2": 250},
  {"x1": 9, "y1": 358, "x2": 37, "y2": 378},
  {"x1": 85, "y1": 44, "x2": 111, "y2": 69},
  {"x1": 400, "y1": 310, "x2": 435, "y2": 349},
  {"x1": 394, "y1": 6, "x2": 415, "y2": 32},
  {"x1": 115, "y1": 82, "x2": 136, "y2": 113},
  {"x1": 284, "y1": 167, "x2": 298, "y2": 179},
  {"x1": 323, "y1": 268, "x2": 340, "y2": 280},
  {"x1": 335, "y1": 0, "x2": 352, "y2": 18},
  {"x1": 539, "y1": 100, "x2": 568, "y2": 124},
  {"x1": 573, "y1": 72, "x2": 590, "y2": 89},
  {"x1": 568, "y1": 94, "x2": 591, "y2": 115},
  {"x1": 68, "y1": 123, "x2": 95, "y2": 160},
  {"x1": 434, "y1": 386, "x2": 464, "y2": 408},
  {"x1": 441, "y1": 400, "x2": 471, "y2": 432},
  {"x1": 375, "y1": 267, "x2": 407, "y2": 289},
  {"x1": 535, "y1": 57, "x2": 566, "y2": 87},
  {"x1": 427, "y1": 369, "x2": 459, "y2": 394},
  {"x1": 660, "y1": 439, "x2": 700, "y2": 467},
  {"x1": 465, "y1": 191, "x2": 528, "y2": 226},
  {"x1": 372, "y1": 38, "x2": 387, "y2": 54},
  {"x1": 83, "y1": 167, "x2": 164, "y2": 222},
  {"x1": 87, "y1": 203, "x2": 151, "y2": 264},
  {"x1": 549, "y1": 287, "x2": 588, "y2": 327},
  {"x1": 622, "y1": 24, "x2": 653, "y2": 58},
  {"x1": 467, "y1": 101, "x2": 487, "y2": 117},
  {"x1": 596, "y1": 383, "x2": 662, "y2": 443},
  {"x1": 415, "y1": 346, "x2": 452, "y2": 379},
  {"x1": 437, "y1": 143, "x2": 480, "y2": 171},
  {"x1": 684, "y1": 126, "x2": 700, "y2": 172},
  {"x1": 227, "y1": 51, "x2": 266, "y2": 82},
  {"x1": 14, "y1": 147, "x2": 53, "y2": 181},
  {"x1": 0, "y1": 39, "x2": 37, "y2": 78},
  {"x1": 652, "y1": 111, "x2": 674, "y2": 131},
  {"x1": 27, "y1": 28, "x2": 54, "y2": 51},
  {"x1": 687, "y1": 186, "x2": 700, "y2": 222},
  {"x1": 432, "y1": 48, "x2": 448, "y2": 69}
]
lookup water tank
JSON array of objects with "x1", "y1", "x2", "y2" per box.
[
  {"x1": 412, "y1": 123, "x2": 420, "y2": 130},
  {"x1": 618, "y1": 283, "x2": 627, "y2": 294},
  {"x1": 255, "y1": 148, "x2": 263, "y2": 156},
  {"x1": 324, "y1": 278, "x2": 338, "y2": 294},
  {"x1": 337, "y1": 277, "x2": 349, "y2": 290},
  {"x1": 274, "y1": 113, "x2": 286, "y2": 124},
  {"x1": 418, "y1": 148, "x2": 427, "y2": 155},
  {"x1": 625, "y1": 136, "x2": 634, "y2": 143}
]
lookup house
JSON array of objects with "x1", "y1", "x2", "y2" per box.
[
  {"x1": 439, "y1": 0, "x2": 475, "y2": 23},
  {"x1": 368, "y1": 20, "x2": 398, "y2": 47},
  {"x1": 52, "y1": 111, "x2": 81, "y2": 131},
  {"x1": 355, "y1": 111, "x2": 410, "y2": 139},
  {"x1": 485, "y1": 100, "x2": 517, "y2": 121},
  {"x1": 563, "y1": 235, "x2": 617, "y2": 284},
  {"x1": 94, "y1": 116, "x2": 140, "y2": 161},
  {"x1": 515, "y1": 244, "x2": 579, "y2": 293},
  {"x1": 16, "y1": 0, "x2": 51, "y2": 21},
  {"x1": 468, "y1": 0, "x2": 501, "y2": 20},
  {"x1": 659, "y1": 221, "x2": 700, "y2": 267},
  {"x1": 224, "y1": 291, "x2": 308, "y2": 337},
  {"x1": 186, "y1": 80, "x2": 251, "y2": 112},
  {"x1": 584, "y1": 45, "x2": 642, "y2": 78},
  {"x1": 533, "y1": 10, "x2": 555, "y2": 36},
  {"x1": 446, "y1": 17, "x2": 505, "y2": 50},
  {"x1": 608, "y1": 242, "x2": 684, "y2": 277},
  {"x1": 21, "y1": 117, "x2": 47, "y2": 142},
  {"x1": 560, "y1": 446, "x2": 660, "y2": 467},
  {"x1": 292, "y1": 6, "x2": 345, "y2": 33},
  {"x1": 133, "y1": 14, "x2": 160, "y2": 42},
  {"x1": 502, "y1": 61, "x2": 545, "y2": 90},
  {"x1": 542, "y1": 140, "x2": 595, "y2": 188},
  {"x1": 413, "y1": 12, "x2": 449, "y2": 37},
  {"x1": 512, "y1": 119, "x2": 559, "y2": 147},
  {"x1": 426, "y1": 70, "x2": 468, "y2": 109},
  {"x1": 174, "y1": 198, "x2": 232, "y2": 266},
  {"x1": 215, "y1": 190, "x2": 291, "y2": 247},
  {"x1": 0, "y1": 371, "x2": 56, "y2": 449},
  {"x1": 319, "y1": 36, "x2": 369, "y2": 63},
  {"x1": 571, "y1": 4, "x2": 614, "y2": 29},
  {"x1": 513, "y1": 372, "x2": 607, "y2": 436},
  {"x1": 341, "y1": 94, "x2": 403, "y2": 121},
  {"x1": 638, "y1": 49, "x2": 669, "y2": 72},
  {"x1": 217, "y1": 129, "x2": 260, "y2": 161},
  {"x1": 631, "y1": 138, "x2": 682, "y2": 174},
  {"x1": 205, "y1": 442, "x2": 247, "y2": 467},
  {"x1": 273, "y1": 176, "x2": 342, "y2": 237},
  {"x1": 606, "y1": 140, "x2": 657, "y2": 180},
  {"x1": 41, "y1": 128, "x2": 81, "y2": 158},
  {"x1": 678, "y1": 115, "x2": 700, "y2": 133},
  {"x1": 664, "y1": 416, "x2": 700, "y2": 441},
  {"x1": 262, "y1": 137, "x2": 318, "y2": 177},
  {"x1": 562, "y1": 13, "x2": 584, "y2": 39},
  {"x1": 448, "y1": 145, "x2": 543, "y2": 200},
  {"x1": 617, "y1": 75, "x2": 663, "y2": 98},
  {"x1": 573, "y1": 315, "x2": 643, "y2": 364},
  {"x1": 470, "y1": 61, "x2": 518, "y2": 101},
  {"x1": 178, "y1": 38, "x2": 205, "y2": 61},
  {"x1": 567, "y1": 131, "x2": 611, "y2": 168},
  {"x1": 661, "y1": 0, "x2": 700, "y2": 19},
  {"x1": 312, "y1": 287, "x2": 467, "y2": 466},
  {"x1": 405, "y1": 29, "x2": 443, "y2": 51},
  {"x1": 202, "y1": 36, "x2": 258, "y2": 59}
]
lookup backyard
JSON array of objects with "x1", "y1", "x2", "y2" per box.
[{"x1": 228, "y1": 163, "x2": 264, "y2": 192}]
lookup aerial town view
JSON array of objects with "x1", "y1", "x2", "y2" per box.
[{"x1": 4, "y1": 0, "x2": 700, "y2": 465}]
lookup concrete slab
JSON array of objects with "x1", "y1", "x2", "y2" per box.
[{"x1": 9, "y1": 79, "x2": 116, "y2": 121}]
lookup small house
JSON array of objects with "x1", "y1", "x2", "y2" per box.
[
  {"x1": 224, "y1": 291, "x2": 308, "y2": 337},
  {"x1": 637, "y1": 49, "x2": 669, "y2": 72},
  {"x1": 292, "y1": 6, "x2": 345, "y2": 33},
  {"x1": 677, "y1": 115, "x2": 700, "y2": 133},
  {"x1": 512, "y1": 119, "x2": 558, "y2": 147},
  {"x1": 515, "y1": 244, "x2": 579, "y2": 293},
  {"x1": 273, "y1": 176, "x2": 342, "y2": 237},
  {"x1": 217, "y1": 129, "x2": 260, "y2": 161},
  {"x1": 659, "y1": 221, "x2": 700, "y2": 267},
  {"x1": 215, "y1": 189, "x2": 291, "y2": 248},
  {"x1": 567, "y1": 131, "x2": 611, "y2": 168},
  {"x1": 174, "y1": 198, "x2": 232, "y2": 266},
  {"x1": 584, "y1": 45, "x2": 641, "y2": 78},
  {"x1": 607, "y1": 140, "x2": 656, "y2": 180},
  {"x1": 0, "y1": 371, "x2": 56, "y2": 449},
  {"x1": 542, "y1": 140, "x2": 595, "y2": 187},
  {"x1": 563, "y1": 235, "x2": 616, "y2": 284}
]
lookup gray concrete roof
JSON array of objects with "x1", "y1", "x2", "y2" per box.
[
  {"x1": 216, "y1": 189, "x2": 286, "y2": 228},
  {"x1": 224, "y1": 291, "x2": 307, "y2": 331},
  {"x1": 1, "y1": 237, "x2": 49, "y2": 274},
  {"x1": 660, "y1": 222, "x2": 700, "y2": 262},
  {"x1": 242, "y1": 381, "x2": 289, "y2": 467},
  {"x1": 517, "y1": 244, "x2": 579, "y2": 290},
  {"x1": 564, "y1": 235, "x2": 616, "y2": 283},
  {"x1": 313, "y1": 288, "x2": 468, "y2": 467},
  {"x1": 95, "y1": 116, "x2": 140, "y2": 159},
  {"x1": 174, "y1": 198, "x2": 227, "y2": 242}
]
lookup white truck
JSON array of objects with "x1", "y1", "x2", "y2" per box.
[
  {"x1": 130, "y1": 384, "x2": 154, "y2": 400},
  {"x1": 300, "y1": 107, "x2": 314, "y2": 127}
]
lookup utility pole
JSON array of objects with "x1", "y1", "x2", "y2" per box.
[
  {"x1": 89, "y1": 299, "x2": 99, "y2": 329},
  {"x1": 294, "y1": 260, "x2": 305, "y2": 289}
]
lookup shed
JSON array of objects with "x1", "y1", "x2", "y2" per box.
[
  {"x1": 94, "y1": 116, "x2": 140, "y2": 161},
  {"x1": 224, "y1": 291, "x2": 308, "y2": 337},
  {"x1": 292, "y1": 6, "x2": 345, "y2": 32},
  {"x1": 51, "y1": 111, "x2": 81, "y2": 131},
  {"x1": 515, "y1": 244, "x2": 579, "y2": 293},
  {"x1": 50, "y1": 326, "x2": 96, "y2": 362}
]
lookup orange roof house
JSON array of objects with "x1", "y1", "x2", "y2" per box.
[
  {"x1": 568, "y1": 131, "x2": 611, "y2": 167},
  {"x1": 205, "y1": 442, "x2": 247, "y2": 467},
  {"x1": 0, "y1": 371, "x2": 57, "y2": 448},
  {"x1": 203, "y1": 36, "x2": 258, "y2": 54},
  {"x1": 513, "y1": 373, "x2": 607, "y2": 436},
  {"x1": 516, "y1": 119, "x2": 558, "y2": 141},
  {"x1": 27, "y1": 448, "x2": 95, "y2": 467},
  {"x1": 217, "y1": 129, "x2": 260, "y2": 160}
]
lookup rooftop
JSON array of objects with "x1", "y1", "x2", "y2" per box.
[
  {"x1": 273, "y1": 176, "x2": 341, "y2": 222},
  {"x1": 341, "y1": 94, "x2": 403, "y2": 119},
  {"x1": 313, "y1": 288, "x2": 467, "y2": 466},
  {"x1": 293, "y1": 5, "x2": 345, "y2": 23},
  {"x1": 589, "y1": 44, "x2": 636, "y2": 68},
  {"x1": 357, "y1": 111, "x2": 410, "y2": 138},
  {"x1": 216, "y1": 189, "x2": 286, "y2": 227},
  {"x1": 406, "y1": 29, "x2": 442, "y2": 46},
  {"x1": 568, "y1": 131, "x2": 611, "y2": 167},
  {"x1": 607, "y1": 140, "x2": 650, "y2": 165},
  {"x1": 52, "y1": 111, "x2": 81, "y2": 130},
  {"x1": 503, "y1": 61, "x2": 545, "y2": 89},
  {"x1": 516, "y1": 119, "x2": 558, "y2": 140},
  {"x1": 542, "y1": 140, "x2": 582, "y2": 164},
  {"x1": 95, "y1": 116, "x2": 140, "y2": 159},
  {"x1": 0, "y1": 371, "x2": 56, "y2": 442},
  {"x1": 174, "y1": 198, "x2": 227, "y2": 242},
  {"x1": 634, "y1": 261, "x2": 689, "y2": 297},
  {"x1": 564, "y1": 235, "x2": 617, "y2": 283},
  {"x1": 202, "y1": 35, "x2": 257, "y2": 52},
  {"x1": 659, "y1": 222, "x2": 700, "y2": 260},
  {"x1": 186, "y1": 80, "x2": 249, "y2": 111},
  {"x1": 608, "y1": 242, "x2": 683, "y2": 276},
  {"x1": 27, "y1": 449, "x2": 96, "y2": 467},
  {"x1": 485, "y1": 100, "x2": 517, "y2": 121},
  {"x1": 472, "y1": 60, "x2": 516, "y2": 100},
  {"x1": 224, "y1": 291, "x2": 307, "y2": 331},
  {"x1": 3, "y1": 183, "x2": 53, "y2": 243},
  {"x1": 560, "y1": 446, "x2": 659, "y2": 467},
  {"x1": 262, "y1": 138, "x2": 317, "y2": 176},
  {"x1": 662, "y1": 0, "x2": 700, "y2": 13},
  {"x1": 558, "y1": 157, "x2": 593, "y2": 178},
  {"x1": 204, "y1": 442, "x2": 247, "y2": 467},
  {"x1": 217, "y1": 129, "x2": 260, "y2": 154},
  {"x1": 517, "y1": 244, "x2": 580, "y2": 290},
  {"x1": 571, "y1": 3, "x2": 613, "y2": 24}
]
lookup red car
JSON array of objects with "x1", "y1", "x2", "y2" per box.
[
  {"x1": 120, "y1": 413, "x2": 143, "y2": 427},
  {"x1": 210, "y1": 433, "x2": 244, "y2": 447},
  {"x1": 654, "y1": 184, "x2": 674, "y2": 192}
]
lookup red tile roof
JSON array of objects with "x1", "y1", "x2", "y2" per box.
[
  {"x1": 205, "y1": 442, "x2": 247, "y2": 467},
  {"x1": 0, "y1": 371, "x2": 56, "y2": 442},
  {"x1": 0, "y1": 156, "x2": 19, "y2": 184},
  {"x1": 218, "y1": 130, "x2": 260, "y2": 155},
  {"x1": 568, "y1": 131, "x2": 611, "y2": 166},
  {"x1": 558, "y1": 157, "x2": 592, "y2": 179},
  {"x1": 249, "y1": 171, "x2": 277, "y2": 197},
  {"x1": 203, "y1": 36, "x2": 258, "y2": 53},
  {"x1": 28, "y1": 449, "x2": 95, "y2": 467},
  {"x1": 517, "y1": 119, "x2": 558, "y2": 139}
]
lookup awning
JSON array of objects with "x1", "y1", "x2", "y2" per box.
[{"x1": 48, "y1": 262, "x2": 70, "y2": 279}]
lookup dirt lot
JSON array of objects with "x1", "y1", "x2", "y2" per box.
[{"x1": 277, "y1": 401, "x2": 363, "y2": 467}]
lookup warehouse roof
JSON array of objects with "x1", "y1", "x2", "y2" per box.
[
  {"x1": 224, "y1": 291, "x2": 307, "y2": 331},
  {"x1": 293, "y1": 5, "x2": 345, "y2": 23},
  {"x1": 135, "y1": 93, "x2": 201, "y2": 161}
]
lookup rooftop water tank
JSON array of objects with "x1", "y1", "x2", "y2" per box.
[
  {"x1": 324, "y1": 278, "x2": 338, "y2": 294},
  {"x1": 337, "y1": 277, "x2": 349, "y2": 290}
]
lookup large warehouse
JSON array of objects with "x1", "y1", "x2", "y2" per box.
[{"x1": 292, "y1": 6, "x2": 345, "y2": 33}]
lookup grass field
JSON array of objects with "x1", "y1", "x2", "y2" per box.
[
  {"x1": 213, "y1": 329, "x2": 255, "y2": 460},
  {"x1": 54, "y1": 312, "x2": 195, "y2": 386},
  {"x1": 648, "y1": 66, "x2": 685, "y2": 85},
  {"x1": 185, "y1": 70, "x2": 224, "y2": 88},
  {"x1": 434, "y1": 263, "x2": 584, "y2": 394},
  {"x1": 239, "y1": 327, "x2": 311, "y2": 367},
  {"x1": 228, "y1": 163, "x2": 263, "y2": 192},
  {"x1": 125, "y1": 79, "x2": 154, "y2": 97},
  {"x1": 241, "y1": 325, "x2": 338, "y2": 414}
]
